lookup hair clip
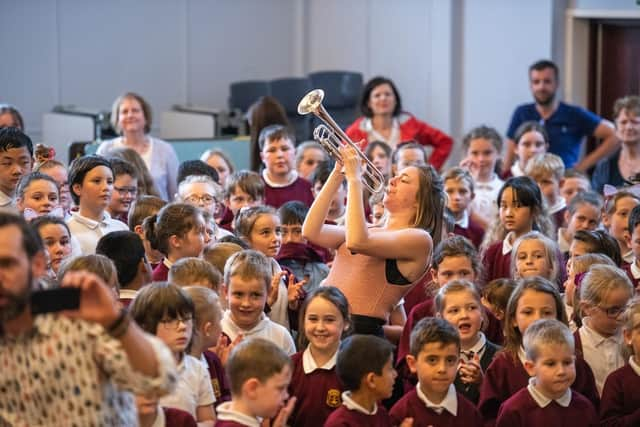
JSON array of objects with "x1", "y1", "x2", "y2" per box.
[{"x1": 603, "y1": 183, "x2": 640, "y2": 199}]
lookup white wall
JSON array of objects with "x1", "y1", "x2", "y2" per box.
[{"x1": 1, "y1": 0, "x2": 596, "y2": 166}]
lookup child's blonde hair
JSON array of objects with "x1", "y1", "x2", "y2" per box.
[
  {"x1": 578, "y1": 264, "x2": 633, "y2": 314},
  {"x1": 482, "y1": 278, "x2": 516, "y2": 318},
  {"x1": 226, "y1": 338, "x2": 291, "y2": 396},
  {"x1": 203, "y1": 242, "x2": 243, "y2": 275},
  {"x1": 524, "y1": 153, "x2": 565, "y2": 182},
  {"x1": 604, "y1": 190, "x2": 640, "y2": 215},
  {"x1": 622, "y1": 298, "x2": 640, "y2": 358},
  {"x1": 169, "y1": 257, "x2": 222, "y2": 292},
  {"x1": 511, "y1": 231, "x2": 559, "y2": 283},
  {"x1": 503, "y1": 277, "x2": 566, "y2": 360},
  {"x1": 183, "y1": 285, "x2": 222, "y2": 331},
  {"x1": 523, "y1": 318, "x2": 574, "y2": 361},
  {"x1": 223, "y1": 249, "x2": 272, "y2": 292},
  {"x1": 57, "y1": 254, "x2": 118, "y2": 292}
]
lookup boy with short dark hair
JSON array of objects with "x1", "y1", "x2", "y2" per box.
[
  {"x1": 390, "y1": 317, "x2": 482, "y2": 426},
  {"x1": 259, "y1": 124, "x2": 314, "y2": 209},
  {"x1": 66, "y1": 155, "x2": 128, "y2": 254},
  {"x1": 216, "y1": 337, "x2": 296, "y2": 427},
  {"x1": 324, "y1": 334, "x2": 399, "y2": 427},
  {"x1": 0, "y1": 127, "x2": 33, "y2": 208},
  {"x1": 219, "y1": 171, "x2": 265, "y2": 231},
  {"x1": 96, "y1": 230, "x2": 151, "y2": 306},
  {"x1": 275, "y1": 201, "x2": 329, "y2": 293},
  {"x1": 495, "y1": 319, "x2": 598, "y2": 426},
  {"x1": 393, "y1": 141, "x2": 428, "y2": 173}
]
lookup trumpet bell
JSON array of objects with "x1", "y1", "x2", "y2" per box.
[{"x1": 297, "y1": 89, "x2": 325, "y2": 115}]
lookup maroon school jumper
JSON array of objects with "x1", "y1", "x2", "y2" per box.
[
  {"x1": 622, "y1": 262, "x2": 640, "y2": 290},
  {"x1": 202, "y1": 350, "x2": 231, "y2": 407},
  {"x1": 163, "y1": 407, "x2": 198, "y2": 427},
  {"x1": 389, "y1": 388, "x2": 482, "y2": 427},
  {"x1": 478, "y1": 351, "x2": 599, "y2": 426},
  {"x1": 453, "y1": 217, "x2": 484, "y2": 249},
  {"x1": 288, "y1": 351, "x2": 343, "y2": 427},
  {"x1": 552, "y1": 206, "x2": 568, "y2": 231},
  {"x1": 481, "y1": 241, "x2": 512, "y2": 286},
  {"x1": 263, "y1": 176, "x2": 314, "y2": 209},
  {"x1": 495, "y1": 388, "x2": 597, "y2": 427},
  {"x1": 324, "y1": 403, "x2": 391, "y2": 427},
  {"x1": 152, "y1": 260, "x2": 170, "y2": 281},
  {"x1": 600, "y1": 363, "x2": 640, "y2": 426}
]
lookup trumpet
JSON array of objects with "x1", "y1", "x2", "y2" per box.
[{"x1": 298, "y1": 89, "x2": 386, "y2": 194}]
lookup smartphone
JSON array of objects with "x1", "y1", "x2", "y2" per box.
[{"x1": 30, "y1": 287, "x2": 81, "y2": 315}]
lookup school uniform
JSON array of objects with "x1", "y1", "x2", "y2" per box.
[
  {"x1": 324, "y1": 391, "x2": 391, "y2": 427},
  {"x1": 159, "y1": 354, "x2": 216, "y2": 418},
  {"x1": 389, "y1": 383, "x2": 482, "y2": 427},
  {"x1": 481, "y1": 233, "x2": 515, "y2": 285},
  {"x1": 0, "y1": 189, "x2": 13, "y2": 208},
  {"x1": 455, "y1": 332, "x2": 500, "y2": 404},
  {"x1": 160, "y1": 407, "x2": 198, "y2": 427},
  {"x1": 215, "y1": 402, "x2": 261, "y2": 427},
  {"x1": 575, "y1": 324, "x2": 625, "y2": 395},
  {"x1": 221, "y1": 311, "x2": 296, "y2": 356},
  {"x1": 118, "y1": 288, "x2": 137, "y2": 308},
  {"x1": 599, "y1": 357, "x2": 640, "y2": 426},
  {"x1": 623, "y1": 251, "x2": 634, "y2": 265},
  {"x1": 262, "y1": 170, "x2": 314, "y2": 209},
  {"x1": 152, "y1": 258, "x2": 172, "y2": 282},
  {"x1": 622, "y1": 261, "x2": 640, "y2": 290},
  {"x1": 66, "y1": 211, "x2": 128, "y2": 254},
  {"x1": 495, "y1": 378, "x2": 598, "y2": 427},
  {"x1": 288, "y1": 347, "x2": 343, "y2": 427},
  {"x1": 453, "y1": 211, "x2": 484, "y2": 249},
  {"x1": 201, "y1": 350, "x2": 231, "y2": 407},
  {"x1": 479, "y1": 349, "x2": 599, "y2": 426},
  {"x1": 471, "y1": 174, "x2": 504, "y2": 225}
]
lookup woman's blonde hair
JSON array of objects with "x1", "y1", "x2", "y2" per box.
[{"x1": 412, "y1": 164, "x2": 446, "y2": 248}]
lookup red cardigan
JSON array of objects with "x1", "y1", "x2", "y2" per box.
[{"x1": 346, "y1": 113, "x2": 453, "y2": 170}]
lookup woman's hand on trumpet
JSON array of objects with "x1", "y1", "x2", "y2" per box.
[{"x1": 339, "y1": 140, "x2": 366, "y2": 183}]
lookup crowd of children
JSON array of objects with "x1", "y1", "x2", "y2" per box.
[{"x1": 3, "y1": 88, "x2": 640, "y2": 427}]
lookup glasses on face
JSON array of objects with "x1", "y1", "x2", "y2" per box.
[
  {"x1": 159, "y1": 316, "x2": 193, "y2": 330},
  {"x1": 114, "y1": 186, "x2": 137, "y2": 196},
  {"x1": 185, "y1": 194, "x2": 217, "y2": 205},
  {"x1": 597, "y1": 304, "x2": 629, "y2": 319}
]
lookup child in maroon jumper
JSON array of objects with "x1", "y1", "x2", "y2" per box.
[
  {"x1": 525, "y1": 153, "x2": 567, "y2": 231},
  {"x1": 443, "y1": 167, "x2": 484, "y2": 248},
  {"x1": 128, "y1": 195, "x2": 166, "y2": 269},
  {"x1": 288, "y1": 287, "x2": 350, "y2": 427},
  {"x1": 478, "y1": 277, "x2": 599, "y2": 427},
  {"x1": 600, "y1": 298, "x2": 640, "y2": 425},
  {"x1": 436, "y1": 280, "x2": 500, "y2": 404},
  {"x1": 144, "y1": 203, "x2": 211, "y2": 281},
  {"x1": 325, "y1": 335, "x2": 410, "y2": 427},
  {"x1": 219, "y1": 171, "x2": 265, "y2": 232},
  {"x1": 602, "y1": 191, "x2": 640, "y2": 265},
  {"x1": 184, "y1": 286, "x2": 231, "y2": 407},
  {"x1": 135, "y1": 395, "x2": 197, "y2": 427},
  {"x1": 481, "y1": 176, "x2": 554, "y2": 285},
  {"x1": 215, "y1": 338, "x2": 296, "y2": 427},
  {"x1": 258, "y1": 124, "x2": 314, "y2": 209},
  {"x1": 390, "y1": 317, "x2": 483, "y2": 427},
  {"x1": 496, "y1": 319, "x2": 598, "y2": 427},
  {"x1": 399, "y1": 236, "x2": 502, "y2": 381}
]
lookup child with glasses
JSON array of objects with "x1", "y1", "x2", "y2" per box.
[
  {"x1": 575, "y1": 264, "x2": 634, "y2": 395},
  {"x1": 130, "y1": 282, "x2": 217, "y2": 425},
  {"x1": 178, "y1": 175, "x2": 223, "y2": 222},
  {"x1": 106, "y1": 157, "x2": 138, "y2": 223}
]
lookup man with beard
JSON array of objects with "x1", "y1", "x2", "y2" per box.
[
  {"x1": 0, "y1": 211, "x2": 177, "y2": 426},
  {"x1": 504, "y1": 59, "x2": 617, "y2": 173}
]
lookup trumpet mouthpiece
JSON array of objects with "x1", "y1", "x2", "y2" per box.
[{"x1": 298, "y1": 89, "x2": 325, "y2": 115}]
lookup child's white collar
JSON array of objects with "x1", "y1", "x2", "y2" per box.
[
  {"x1": 416, "y1": 382, "x2": 458, "y2": 415},
  {"x1": 341, "y1": 391, "x2": 378, "y2": 415},
  {"x1": 302, "y1": 346, "x2": 338, "y2": 374},
  {"x1": 261, "y1": 169, "x2": 298, "y2": 188},
  {"x1": 527, "y1": 377, "x2": 572, "y2": 408},
  {"x1": 216, "y1": 402, "x2": 262, "y2": 427},
  {"x1": 502, "y1": 231, "x2": 516, "y2": 255}
]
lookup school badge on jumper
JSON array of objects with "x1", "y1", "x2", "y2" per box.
[
  {"x1": 212, "y1": 379, "x2": 221, "y2": 399},
  {"x1": 326, "y1": 389, "x2": 341, "y2": 408}
]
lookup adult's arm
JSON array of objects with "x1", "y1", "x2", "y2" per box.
[
  {"x1": 413, "y1": 118, "x2": 453, "y2": 171},
  {"x1": 301, "y1": 162, "x2": 346, "y2": 250},
  {"x1": 342, "y1": 145, "x2": 431, "y2": 264},
  {"x1": 161, "y1": 139, "x2": 180, "y2": 201},
  {"x1": 574, "y1": 119, "x2": 619, "y2": 173}
]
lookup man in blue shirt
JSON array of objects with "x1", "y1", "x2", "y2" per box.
[{"x1": 504, "y1": 60, "x2": 618, "y2": 173}]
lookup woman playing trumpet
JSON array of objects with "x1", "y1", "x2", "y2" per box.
[{"x1": 302, "y1": 142, "x2": 445, "y2": 337}]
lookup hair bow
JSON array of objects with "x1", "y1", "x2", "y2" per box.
[
  {"x1": 23, "y1": 206, "x2": 65, "y2": 222},
  {"x1": 603, "y1": 183, "x2": 640, "y2": 199}
]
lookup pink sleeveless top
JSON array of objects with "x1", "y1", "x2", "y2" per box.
[{"x1": 323, "y1": 242, "x2": 429, "y2": 320}]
